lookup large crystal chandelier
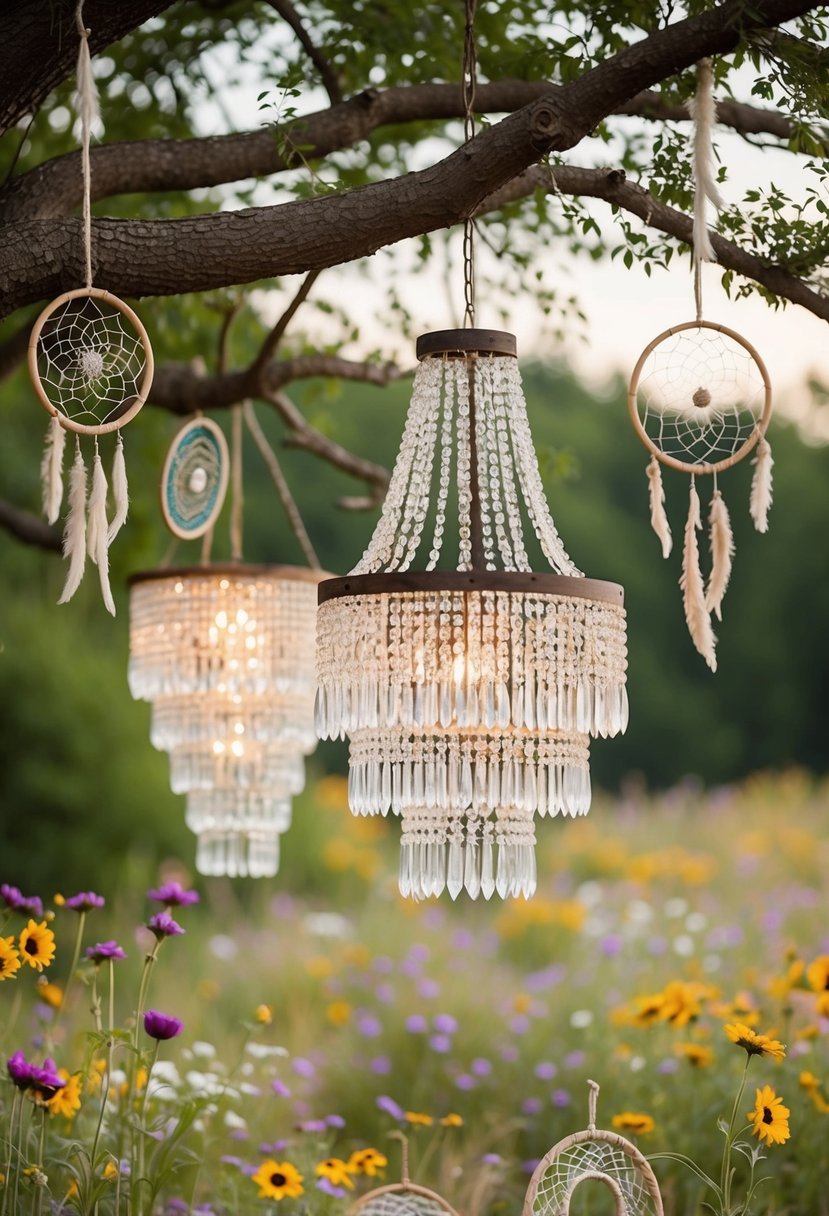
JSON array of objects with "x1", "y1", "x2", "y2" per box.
[
  {"x1": 129, "y1": 564, "x2": 319, "y2": 877},
  {"x1": 316, "y1": 329, "x2": 629, "y2": 901}
]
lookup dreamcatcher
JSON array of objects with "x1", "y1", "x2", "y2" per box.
[
  {"x1": 627, "y1": 59, "x2": 773, "y2": 670},
  {"x1": 28, "y1": 1, "x2": 153, "y2": 615},
  {"x1": 347, "y1": 1135, "x2": 461, "y2": 1216},
  {"x1": 523, "y1": 1082, "x2": 664, "y2": 1216}
]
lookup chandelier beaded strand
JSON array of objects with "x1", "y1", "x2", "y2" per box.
[{"x1": 316, "y1": 331, "x2": 628, "y2": 901}]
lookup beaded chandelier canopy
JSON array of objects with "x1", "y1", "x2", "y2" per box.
[
  {"x1": 129, "y1": 565, "x2": 319, "y2": 878},
  {"x1": 316, "y1": 329, "x2": 629, "y2": 901}
]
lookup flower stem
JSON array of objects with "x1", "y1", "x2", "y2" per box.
[
  {"x1": 52, "y1": 910, "x2": 86, "y2": 1037},
  {"x1": 136, "y1": 1040, "x2": 161, "y2": 1216},
  {"x1": 32, "y1": 1107, "x2": 47, "y2": 1216},
  {"x1": 90, "y1": 962, "x2": 117, "y2": 1171},
  {"x1": 721, "y1": 1056, "x2": 751, "y2": 1215},
  {"x1": 1, "y1": 1089, "x2": 20, "y2": 1216}
]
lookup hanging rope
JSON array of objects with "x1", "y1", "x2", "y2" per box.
[
  {"x1": 74, "y1": 0, "x2": 99, "y2": 289},
  {"x1": 462, "y1": 0, "x2": 477, "y2": 327},
  {"x1": 242, "y1": 401, "x2": 321, "y2": 570}
]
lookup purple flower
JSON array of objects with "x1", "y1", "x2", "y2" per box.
[
  {"x1": 147, "y1": 882, "x2": 200, "y2": 908},
  {"x1": 31, "y1": 1057, "x2": 66, "y2": 1098},
  {"x1": 0, "y1": 884, "x2": 43, "y2": 918},
  {"x1": 600, "y1": 934, "x2": 623, "y2": 957},
  {"x1": 7, "y1": 1049, "x2": 35, "y2": 1089},
  {"x1": 357, "y1": 1013, "x2": 382, "y2": 1038},
  {"x1": 376, "y1": 1094, "x2": 405, "y2": 1121},
  {"x1": 147, "y1": 912, "x2": 185, "y2": 940},
  {"x1": 482, "y1": 1153, "x2": 502, "y2": 1166},
  {"x1": 144, "y1": 1010, "x2": 184, "y2": 1041},
  {"x1": 433, "y1": 1013, "x2": 457, "y2": 1035},
  {"x1": 522, "y1": 1097, "x2": 543, "y2": 1116},
  {"x1": 509, "y1": 1015, "x2": 530, "y2": 1035},
  {"x1": 551, "y1": 1088, "x2": 572, "y2": 1107},
  {"x1": 500, "y1": 1044, "x2": 519, "y2": 1062},
  {"x1": 86, "y1": 940, "x2": 126, "y2": 965},
  {"x1": 455, "y1": 1074, "x2": 476, "y2": 1091},
  {"x1": 325, "y1": 1114, "x2": 346, "y2": 1128},
  {"x1": 429, "y1": 1034, "x2": 451, "y2": 1054},
  {"x1": 65, "y1": 891, "x2": 105, "y2": 912},
  {"x1": 375, "y1": 983, "x2": 395, "y2": 1004},
  {"x1": 292, "y1": 1057, "x2": 315, "y2": 1078},
  {"x1": 563, "y1": 1050, "x2": 585, "y2": 1069},
  {"x1": 297, "y1": 1119, "x2": 327, "y2": 1133},
  {"x1": 405, "y1": 1014, "x2": 428, "y2": 1034},
  {"x1": 471, "y1": 1057, "x2": 492, "y2": 1077},
  {"x1": 370, "y1": 1056, "x2": 392, "y2": 1075},
  {"x1": 417, "y1": 978, "x2": 440, "y2": 999},
  {"x1": 658, "y1": 1058, "x2": 679, "y2": 1075},
  {"x1": 534, "y1": 1061, "x2": 557, "y2": 1081},
  {"x1": 317, "y1": 1178, "x2": 348, "y2": 1198},
  {"x1": 271, "y1": 1079, "x2": 291, "y2": 1098}
]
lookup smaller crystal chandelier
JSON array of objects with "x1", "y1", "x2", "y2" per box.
[{"x1": 129, "y1": 564, "x2": 320, "y2": 877}]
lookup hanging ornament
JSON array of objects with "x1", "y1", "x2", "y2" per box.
[
  {"x1": 316, "y1": 330, "x2": 629, "y2": 902},
  {"x1": 28, "y1": 2, "x2": 153, "y2": 615},
  {"x1": 523, "y1": 1081, "x2": 664, "y2": 1216},
  {"x1": 627, "y1": 58, "x2": 773, "y2": 670},
  {"x1": 129, "y1": 399, "x2": 324, "y2": 878}
]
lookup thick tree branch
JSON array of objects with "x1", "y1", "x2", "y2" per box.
[
  {"x1": 0, "y1": 499, "x2": 60, "y2": 552},
  {"x1": 0, "y1": 0, "x2": 819, "y2": 316},
  {"x1": 0, "y1": 0, "x2": 175, "y2": 137},
  {"x1": 1, "y1": 81, "x2": 813, "y2": 225},
  {"x1": 264, "y1": 0, "x2": 342, "y2": 105},
  {"x1": 479, "y1": 165, "x2": 829, "y2": 323}
]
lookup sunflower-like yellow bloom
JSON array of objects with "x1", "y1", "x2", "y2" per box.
[
  {"x1": 347, "y1": 1148, "x2": 388, "y2": 1177},
  {"x1": 47, "y1": 1070, "x2": 82, "y2": 1119},
  {"x1": 37, "y1": 979, "x2": 63, "y2": 1008},
  {"x1": 748, "y1": 1085, "x2": 790, "y2": 1145},
  {"x1": 18, "y1": 920, "x2": 56, "y2": 972},
  {"x1": 807, "y1": 955, "x2": 829, "y2": 999},
  {"x1": 0, "y1": 936, "x2": 21, "y2": 981},
  {"x1": 254, "y1": 1004, "x2": 273, "y2": 1025},
  {"x1": 724, "y1": 1022, "x2": 786, "y2": 1060},
  {"x1": 251, "y1": 1160, "x2": 304, "y2": 1200},
  {"x1": 611, "y1": 1112, "x2": 655, "y2": 1135},
  {"x1": 799, "y1": 1071, "x2": 829, "y2": 1114},
  {"x1": 675, "y1": 1042, "x2": 714, "y2": 1068},
  {"x1": 314, "y1": 1158, "x2": 355, "y2": 1189},
  {"x1": 440, "y1": 1112, "x2": 463, "y2": 1127},
  {"x1": 405, "y1": 1111, "x2": 434, "y2": 1126}
]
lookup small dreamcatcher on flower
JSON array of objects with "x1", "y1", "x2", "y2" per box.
[
  {"x1": 627, "y1": 59, "x2": 773, "y2": 671},
  {"x1": 27, "y1": 2, "x2": 153, "y2": 615}
]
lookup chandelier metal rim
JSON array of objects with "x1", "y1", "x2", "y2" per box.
[
  {"x1": 415, "y1": 328, "x2": 517, "y2": 360},
  {"x1": 317, "y1": 570, "x2": 624, "y2": 607},
  {"x1": 129, "y1": 563, "x2": 328, "y2": 587}
]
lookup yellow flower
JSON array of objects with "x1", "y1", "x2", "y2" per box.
[
  {"x1": 799, "y1": 1071, "x2": 829, "y2": 1114},
  {"x1": 632, "y1": 993, "x2": 666, "y2": 1027},
  {"x1": 37, "y1": 979, "x2": 63, "y2": 1009},
  {"x1": 768, "y1": 959, "x2": 804, "y2": 1000},
  {"x1": 86, "y1": 1058, "x2": 107, "y2": 1095},
  {"x1": 102, "y1": 1161, "x2": 120, "y2": 1181},
  {"x1": 675, "y1": 1042, "x2": 714, "y2": 1068},
  {"x1": 440, "y1": 1113, "x2": 463, "y2": 1127},
  {"x1": 748, "y1": 1085, "x2": 790, "y2": 1146},
  {"x1": 611, "y1": 1112, "x2": 655, "y2": 1135},
  {"x1": 17, "y1": 920, "x2": 56, "y2": 972},
  {"x1": 405, "y1": 1111, "x2": 434, "y2": 1126},
  {"x1": 53, "y1": 894, "x2": 65, "y2": 908},
  {"x1": 315, "y1": 1159, "x2": 355, "y2": 1189},
  {"x1": 724, "y1": 1022, "x2": 786, "y2": 1061},
  {"x1": 255, "y1": 1004, "x2": 273, "y2": 1025},
  {"x1": 347, "y1": 1148, "x2": 387, "y2": 1177},
  {"x1": 252, "y1": 1160, "x2": 304, "y2": 1200},
  {"x1": 806, "y1": 955, "x2": 829, "y2": 996},
  {"x1": 661, "y1": 981, "x2": 702, "y2": 1028},
  {"x1": 0, "y1": 936, "x2": 21, "y2": 982},
  {"x1": 47, "y1": 1070, "x2": 82, "y2": 1119},
  {"x1": 326, "y1": 1001, "x2": 352, "y2": 1027}
]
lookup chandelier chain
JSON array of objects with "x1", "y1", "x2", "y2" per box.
[{"x1": 462, "y1": 0, "x2": 477, "y2": 327}]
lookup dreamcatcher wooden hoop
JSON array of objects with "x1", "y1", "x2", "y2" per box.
[
  {"x1": 523, "y1": 1082, "x2": 664, "y2": 1216},
  {"x1": 28, "y1": 287, "x2": 154, "y2": 436},
  {"x1": 628, "y1": 320, "x2": 772, "y2": 477},
  {"x1": 347, "y1": 1134, "x2": 461, "y2": 1216},
  {"x1": 161, "y1": 416, "x2": 229, "y2": 540}
]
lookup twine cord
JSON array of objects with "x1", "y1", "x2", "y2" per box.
[
  {"x1": 74, "y1": 0, "x2": 97, "y2": 289},
  {"x1": 242, "y1": 401, "x2": 321, "y2": 570}
]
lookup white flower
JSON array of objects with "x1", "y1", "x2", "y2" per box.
[{"x1": 245, "y1": 1042, "x2": 289, "y2": 1059}]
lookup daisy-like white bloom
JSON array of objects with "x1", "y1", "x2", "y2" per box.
[
  {"x1": 611, "y1": 1112, "x2": 656, "y2": 1135},
  {"x1": 18, "y1": 919, "x2": 56, "y2": 972},
  {"x1": 314, "y1": 1159, "x2": 355, "y2": 1189},
  {"x1": 0, "y1": 935, "x2": 21, "y2": 981},
  {"x1": 251, "y1": 1160, "x2": 304, "y2": 1200},
  {"x1": 748, "y1": 1085, "x2": 790, "y2": 1145},
  {"x1": 724, "y1": 1022, "x2": 786, "y2": 1061}
]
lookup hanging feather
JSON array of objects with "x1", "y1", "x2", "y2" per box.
[
  {"x1": 74, "y1": 15, "x2": 101, "y2": 132},
  {"x1": 680, "y1": 479, "x2": 717, "y2": 671},
  {"x1": 58, "y1": 442, "x2": 88, "y2": 605},
  {"x1": 107, "y1": 433, "x2": 129, "y2": 544},
  {"x1": 646, "y1": 457, "x2": 672, "y2": 558},
  {"x1": 687, "y1": 58, "x2": 723, "y2": 263},
  {"x1": 86, "y1": 446, "x2": 115, "y2": 616},
  {"x1": 749, "y1": 437, "x2": 773, "y2": 533},
  {"x1": 40, "y1": 415, "x2": 66, "y2": 524},
  {"x1": 704, "y1": 488, "x2": 734, "y2": 621}
]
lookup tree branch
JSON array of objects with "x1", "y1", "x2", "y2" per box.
[
  {"x1": 264, "y1": 0, "x2": 342, "y2": 105},
  {"x1": 478, "y1": 165, "x2": 829, "y2": 323},
  {"x1": 0, "y1": 498, "x2": 60, "y2": 552},
  {"x1": 251, "y1": 270, "x2": 320, "y2": 376}
]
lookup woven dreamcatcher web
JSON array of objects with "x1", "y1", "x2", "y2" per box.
[
  {"x1": 523, "y1": 1082, "x2": 664, "y2": 1216},
  {"x1": 27, "y1": 1, "x2": 154, "y2": 616},
  {"x1": 627, "y1": 58, "x2": 774, "y2": 671},
  {"x1": 161, "y1": 416, "x2": 229, "y2": 539}
]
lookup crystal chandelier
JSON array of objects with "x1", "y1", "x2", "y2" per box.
[
  {"x1": 316, "y1": 328, "x2": 629, "y2": 900},
  {"x1": 129, "y1": 563, "x2": 320, "y2": 878}
]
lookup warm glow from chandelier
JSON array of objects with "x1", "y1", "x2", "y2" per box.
[
  {"x1": 129, "y1": 565, "x2": 319, "y2": 877},
  {"x1": 316, "y1": 330, "x2": 628, "y2": 901}
]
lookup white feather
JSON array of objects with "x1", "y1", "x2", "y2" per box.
[
  {"x1": 704, "y1": 488, "x2": 734, "y2": 621},
  {"x1": 749, "y1": 437, "x2": 773, "y2": 533},
  {"x1": 87, "y1": 449, "x2": 115, "y2": 616},
  {"x1": 58, "y1": 444, "x2": 88, "y2": 605},
  {"x1": 680, "y1": 480, "x2": 717, "y2": 671},
  {"x1": 687, "y1": 58, "x2": 723, "y2": 264},
  {"x1": 107, "y1": 435, "x2": 129, "y2": 544},
  {"x1": 74, "y1": 26, "x2": 101, "y2": 131},
  {"x1": 40, "y1": 416, "x2": 66, "y2": 524},
  {"x1": 646, "y1": 457, "x2": 672, "y2": 558}
]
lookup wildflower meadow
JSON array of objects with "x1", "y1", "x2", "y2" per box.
[{"x1": 1, "y1": 769, "x2": 828, "y2": 1215}]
